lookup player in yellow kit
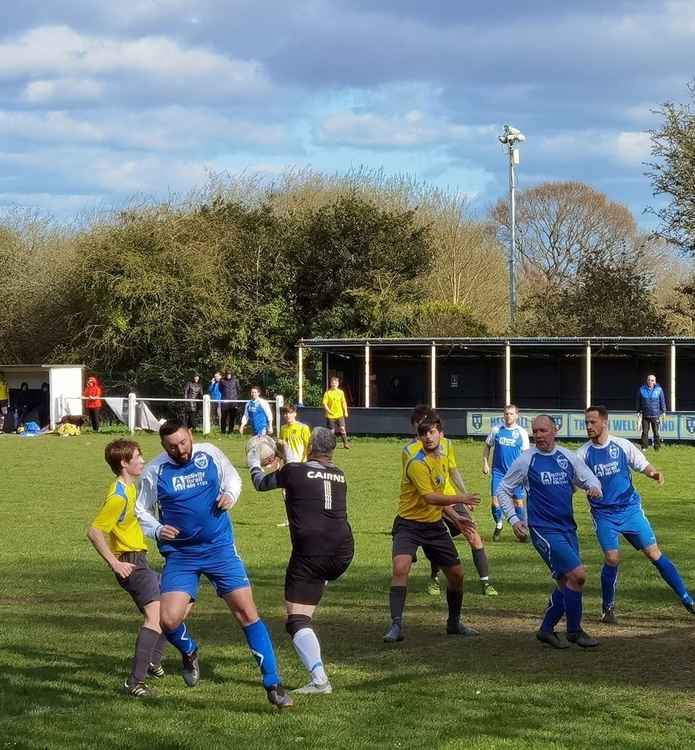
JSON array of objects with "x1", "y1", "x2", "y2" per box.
[
  {"x1": 322, "y1": 376, "x2": 349, "y2": 449},
  {"x1": 384, "y1": 415, "x2": 481, "y2": 643},
  {"x1": 279, "y1": 404, "x2": 311, "y2": 463},
  {"x1": 86, "y1": 439, "x2": 193, "y2": 697},
  {"x1": 403, "y1": 406, "x2": 498, "y2": 597}
]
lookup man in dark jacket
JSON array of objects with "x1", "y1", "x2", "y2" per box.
[
  {"x1": 637, "y1": 374, "x2": 666, "y2": 450},
  {"x1": 220, "y1": 370, "x2": 241, "y2": 434},
  {"x1": 183, "y1": 374, "x2": 204, "y2": 429}
]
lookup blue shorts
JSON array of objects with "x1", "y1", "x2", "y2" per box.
[
  {"x1": 491, "y1": 470, "x2": 524, "y2": 500},
  {"x1": 529, "y1": 527, "x2": 582, "y2": 579},
  {"x1": 591, "y1": 505, "x2": 657, "y2": 553},
  {"x1": 160, "y1": 543, "x2": 251, "y2": 600}
]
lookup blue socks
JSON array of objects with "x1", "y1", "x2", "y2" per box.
[
  {"x1": 164, "y1": 622, "x2": 198, "y2": 655},
  {"x1": 601, "y1": 563, "x2": 619, "y2": 611},
  {"x1": 652, "y1": 554, "x2": 693, "y2": 605},
  {"x1": 491, "y1": 505, "x2": 503, "y2": 525},
  {"x1": 243, "y1": 619, "x2": 280, "y2": 689},
  {"x1": 540, "y1": 587, "x2": 565, "y2": 632},
  {"x1": 563, "y1": 588, "x2": 583, "y2": 633}
]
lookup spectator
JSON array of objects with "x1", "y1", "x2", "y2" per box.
[
  {"x1": 39, "y1": 382, "x2": 50, "y2": 428},
  {"x1": 220, "y1": 370, "x2": 241, "y2": 435},
  {"x1": 84, "y1": 375, "x2": 103, "y2": 432},
  {"x1": 208, "y1": 371, "x2": 222, "y2": 426},
  {"x1": 239, "y1": 386, "x2": 273, "y2": 436},
  {"x1": 183, "y1": 374, "x2": 204, "y2": 429},
  {"x1": 636, "y1": 373, "x2": 666, "y2": 450}
]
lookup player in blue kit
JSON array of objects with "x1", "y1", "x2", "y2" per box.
[
  {"x1": 482, "y1": 405, "x2": 529, "y2": 541},
  {"x1": 579, "y1": 406, "x2": 695, "y2": 624},
  {"x1": 239, "y1": 386, "x2": 273, "y2": 436},
  {"x1": 135, "y1": 420, "x2": 292, "y2": 709},
  {"x1": 498, "y1": 415, "x2": 603, "y2": 649}
]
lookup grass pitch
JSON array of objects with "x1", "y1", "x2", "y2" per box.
[{"x1": 2, "y1": 432, "x2": 695, "y2": 750}]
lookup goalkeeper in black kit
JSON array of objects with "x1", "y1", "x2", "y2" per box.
[{"x1": 247, "y1": 426, "x2": 354, "y2": 695}]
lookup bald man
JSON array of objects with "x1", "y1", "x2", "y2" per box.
[{"x1": 497, "y1": 415, "x2": 603, "y2": 649}]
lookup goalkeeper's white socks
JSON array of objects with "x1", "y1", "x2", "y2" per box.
[{"x1": 292, "y1": 627, "x2": 328, "y2": 685}]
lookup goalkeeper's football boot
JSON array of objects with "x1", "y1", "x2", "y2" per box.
[
  {"x1": 601, "y1": 607, "x2": 618, "y2": 625},
  {"x1": 566, "y1": 629, "x2": 599, "y2": 648},
  {"x1": 182, "y1": 648, "x2": 200, "y2": 687},
  {"x1": 492, "y1": 525, "x2": 503, "y2": 542},
  {"x1": 267, "y1": 684, "x2": 294, "y2": 709},
  {"x1": 292, "y1": 680, "x2": 333, "y2": 695},
  {"x1": 383, "y1": 621, "x2": 404, "y2": 643},
  {"x1": 535, "y1": 629, "x2": 570, "y2": 650}
]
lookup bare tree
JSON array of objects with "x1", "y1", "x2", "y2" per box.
[{"x1": 492, "y1": 181, "x2": 643, "y2": 286}]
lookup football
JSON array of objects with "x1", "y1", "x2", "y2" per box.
[{"x1": 246, "y1": 435, "x2": 277, "y2": 466}]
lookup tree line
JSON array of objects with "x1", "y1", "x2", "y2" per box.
[{"x1": 2, "y1": 82, "x2": 695, "y2": 401}]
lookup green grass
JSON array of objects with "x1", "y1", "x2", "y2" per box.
[{"x1": 2, "y1": 432, "x2": 695, "y2": 750}]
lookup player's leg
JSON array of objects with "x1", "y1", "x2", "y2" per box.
[
  {"x1": 459, "y1": 517, "x2": 497, "y2": 595},
  {"x1": 211, "y1": 547, "x2": 291, "y2": 707},
  {"x1": 536, "y1": 583, "x2": 568, "y2": 648},
  {"x1": 286, "y1": 601, "x2": 332, "y2": 693},
  {"x1": 490, "y1": 472, "x2": 504, "y2": 540},
  {"x1": 600, "y1": 549, "x2": 620, "y2": 624},
  {"x1": 629, "y1": 511, "x2": 695, "y2": 613},
  {"x1": 385, "y1": 553, "x2": 413, "y2": 641},
  {"x1": 513, "y1": 484, "x2": 527, "y2": 526},
  {"x1": 428, "y1": 528, "x2": 479, "y2": 636},
  {"x1": 338, "y1": 417, "x2": 349, "y2": 448}
]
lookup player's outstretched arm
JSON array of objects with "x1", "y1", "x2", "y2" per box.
[
  {"x1": 135, "y1": 469, "x2": 165, "y2": 539},
  {"x1": 644, "y1": 464, "x2": 665, "y2": 486},
  {"x1": 246, "y1": 444, "x2": 282, "y2": 492},
  {"x1": 497, "y1": 455, "x2": 529, "y2": 536},
  {"x1": 568, "y1": 450, "x2": 603, "y2": 498}
]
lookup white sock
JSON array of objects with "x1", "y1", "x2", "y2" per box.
[
  {"x1": 495, "y1": 522, "x2": 503, "y2": 530},
  {"x1": 292, "y1": 627, "x2": 328, "y2": 685}
]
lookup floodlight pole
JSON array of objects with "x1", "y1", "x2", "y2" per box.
[{"x1": 507, "y1": 140, "x2": 517, "y2": 325}]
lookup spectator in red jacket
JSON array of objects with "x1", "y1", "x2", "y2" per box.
[{"x1": 84, "y1": 376, "x2": 103, "y2": 432}]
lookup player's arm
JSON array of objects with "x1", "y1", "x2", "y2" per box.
[
  {"x1": 322, "y1": 391, "x2": 330, "y2": 415},
  {"x1": 246, "y1": 443, "x2": 284, "y2": 491},
  {"x1": 341, "y1": 392, "x2": 348, "y2": 419},
  {"x1": 482, "y1": 427, "x2": 496, "y2": 474},
  {"x1": 261, "y1": 399, "x2": 273, "y2": 433},
  {"x1": 520, "y1": 428, "x2": 530, "y2": 450},
  {"x1": 135, "y1": 470, "x2": 178, "y2": 541},
  {"x1": 208, "y1": 445, "x2": 242, "y2": 510},
  {"x1": 238, "y1": 403, "x2": 250, "y2": 433},
  {"x1": 86, "y1": 525, "x2": 134, "y2": 579},
  {"x1": 497, "y1": 455, "x2": 529, "y2": 539},
  {"x1": 567, "y1": 451, "x2": 602, "y2": 498},
  {"x1": 408, "y1": 461, "x2": 480, "y2": 507}
]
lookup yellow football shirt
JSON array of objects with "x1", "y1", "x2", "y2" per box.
[
  {"x1": 280, "y1": 421, "x2": 311, "y2": 462},
  {"x1": 91, "y1": 480, "x2": 147, "y2": 554},
  {"x1": 0, "y1": 379, "x2": 8, "y2": 401},
  {"x1": 398, "y1": 450, "x2": 449, "y2": 523},
  {"x1": 402, "y1": 436, "x2": 458, "y2": 495},
  {"x1": 322, "y1": 388, "x2": 348, "y2": 419}
]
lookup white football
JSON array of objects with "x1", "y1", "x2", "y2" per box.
[{"x1": 246, "y1": 435, "x2": 277, "y2": 466}]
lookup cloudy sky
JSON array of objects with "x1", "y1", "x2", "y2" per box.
[{"x1": 1, "y1": 1, "x2": 693, "y2": 223}]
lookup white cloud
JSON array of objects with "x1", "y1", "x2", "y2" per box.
[
  {"x1": 614, "y1": 131, "x2": 651, "y2": 166},
  {"x1": 0, "y1": 25, "x2": 270, "y2": 99},
  {"x1": 538, "y1": 129, "x2": 652, "y2": 167},
  {"x1": 319, "y1": 109, "x2": 495, "y2": 147},
  {"x1": 23, "y1": 77, "x2": 104, "y2": 104},
  {"x1": 0, "y1": 107, "x2": 288, "y2": 151}
]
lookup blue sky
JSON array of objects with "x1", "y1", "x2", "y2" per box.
[{"x1": 0, "y1": 1, "x2": 693, "y2": 224}]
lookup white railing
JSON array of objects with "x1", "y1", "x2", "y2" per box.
[{"x1": 59, "y1": 394, "x2": 284, "y2": 436}]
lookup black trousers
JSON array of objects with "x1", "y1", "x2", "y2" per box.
[
  {"x1": 641, "y1": 416, "x2": 661, "y2": 449},
  {"x1": 185, "y1": 408, "x2": 198, "y2": 429},
  {"x1": 88, "y1": 408, "x2": 100, "y2": 432},
  {"x1": 220, "y1": 404, "x2": 238, "y2": 434}
]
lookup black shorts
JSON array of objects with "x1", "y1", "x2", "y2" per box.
[
  {"x1": 392, "y1": 516, "x2": 460, "y2": 569},
  {"x1": 327, "y1": 417, "x2": 346, "y2": 433},
  {"x1": 115, "y1": 551, "x2": 161, "y2": 612},
  {"x1": 285, "y1": 549, "x2": 354, "y2": 605}
]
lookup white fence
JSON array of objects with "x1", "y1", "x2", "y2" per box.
[{"x1": 61, "y1": 394, "x2": 284, "y2": 436}]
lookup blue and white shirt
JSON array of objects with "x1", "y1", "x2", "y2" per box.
[
  {"x1": 136, "y1": 443, "x2": 242, "y2": 554},
  {"x1": 498, "y1": 446, "x2": 601, "y2": 532},
  {"x1": 576, "y1": 436, "x2": 649, "y2": 513},
  {"x1": 485, "y1": 423, "x2": 530, "y2": 473},
  {"x1": 240, "y1": 398, "x2": 273, "y2": 435}
]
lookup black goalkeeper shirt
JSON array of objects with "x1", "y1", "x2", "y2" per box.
[{"x1": 251, "y1": 460, "x2": 353, "y2": 556}]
